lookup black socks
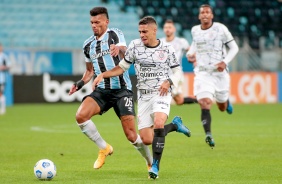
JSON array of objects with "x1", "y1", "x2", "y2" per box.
[
  {"x1": 152, "y1": 128, "x2": 165, "y2": 169},
  {"x1": 201, "y1": 109, "x2": 211, "y2": 134}
]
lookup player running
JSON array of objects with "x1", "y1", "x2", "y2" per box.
[
  {"x1": 187, "y1": 4, "x2": 239, "y2": 148},
  {"x1": 93, "y1": 16, "x2": 191, "y2": 179},
  {"x1": 160, "y1": 19, "x2": 198, "y2": 105}
]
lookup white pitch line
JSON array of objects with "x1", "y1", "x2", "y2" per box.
[{"x1": 30, "y1": 126, "x2": 78, "y2": 134}]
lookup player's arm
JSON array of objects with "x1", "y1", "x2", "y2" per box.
[
  {"x1": 69, "y1": 62, "x2": 94, "y2": 95},
  {"x1": 110, "y1": 45, "x2": 127, "y2": 58},
  {"x1": 159, "y1": 66, "x2": 182, "y2": 96},
  {"x1": 186, "y1": 41, "x2": 196, "y2": 63},
  {"x1": 169, "y1": 66, "x2": 182, "y2": 87},
  {"x1": 216, "y1": 40, "x2": 239, "y2": 72},
  {"x1": 92, "y1": 58, "x2": 130, "y2": 90}
]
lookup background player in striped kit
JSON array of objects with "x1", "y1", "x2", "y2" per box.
[
  {"x1": 92, "y1": 16, "x2": 191, "y2": 179},
  {"x1": 68, "y1": 7, "x2": 152, "y2": 171},
  {"x1": 0, "y1": 43, "x2": 10, "y2": 115},
  {"x1": 160, "y1": 19, "x2": 198, "y2": 105},
  {"x1": 187, "y1": 4, "x2": 239, "y2": 148}
]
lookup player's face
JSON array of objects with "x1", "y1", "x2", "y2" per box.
[
  {"x1": 163, "y1": 23, "x2": 175, "y2": 37},
  {"x1": 139, "y1": 24, "x2": 157, "y2": 46},
  {"x1": 198, "y1": 7, "x2": 213, "y2": 25},
  {"x1": 90, "y1": 14, "x2": 109, "y2": 38}
]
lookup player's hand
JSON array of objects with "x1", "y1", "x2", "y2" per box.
[
  {"x1": 193, "y1": 61, "x2": 197, "y2": 68},
  {"x1": 68, "y1": 84, "x2": 77, "y2": 95},
  {"x1": 159, "y1": 80, "x2": 170, "y2": 96},
  {"x1": 187, "y1": 53, "x2": 196, "y2": 63},
  {"x1": 215, "y1": 61, "x2": 226, "y2": 72},
  {"x1": 110, "y1": 44, "x2": 119, "y2": 57},
  {"x1": 92, "y1": 74, "x2": 104, "y2": 90}
]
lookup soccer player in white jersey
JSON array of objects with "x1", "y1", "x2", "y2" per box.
[
  {"x1": 0, "y1": 43, "x2": 11, "y2": 115},
  {"x1": 187, "y1": 4, "x2": 239, "y2": 148},
  {"x1": 69, "y1": 7, "x2": 153, "y2": 171},
  {"x1": 160, "y1": 19, "x2": 197, "y2": 105},
  {"x1": 93, "y1": 16, "x2": 191, "y2": 179}
]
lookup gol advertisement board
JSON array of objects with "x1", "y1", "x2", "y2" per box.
[{"x1": 183, "y1": 72, "x2": 278, "y2": 104}]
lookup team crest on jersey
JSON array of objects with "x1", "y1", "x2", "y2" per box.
[{"x1": 158, "y1": 50, "x2": 165, "y2": 60}]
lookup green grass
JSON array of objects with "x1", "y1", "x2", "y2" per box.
[{"x1": 0, "y1": 103, "x2": 282, "y2": 184}]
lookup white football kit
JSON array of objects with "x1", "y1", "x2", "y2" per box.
[
  {"x1": 187, "y1": 22, "x2": 235, "y2": 102},
  {"x1": 124, "y1": 39, "x2": 179, "y2": 130},
  {"x1": 0, "y1": 52, "x2": 10, "y2": 92},
  {"x1": 160, "y1": 37, "x2": 189, "y2": 96}
]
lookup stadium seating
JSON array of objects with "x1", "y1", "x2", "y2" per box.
[
  {"x1": 1, "y1": 0, "x2": 281, "y2": 50},
  {"x1": 123, "y1": 0, "x2": 282, "y2": 49},
  {"x1": 0, "y1": 0, "x2": 140, "y2": 49}
]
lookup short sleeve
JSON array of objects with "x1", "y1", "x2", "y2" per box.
[
  {"x1": 111, "y1": 28, "x2": 127, "y2": 47},
  {"x1": 124, "y1": 40, "x2": 135, "y2": 64},
  {"x1": 181, "y1": 38, "x2": 190, "y2": 50},
  {"x1": 83, "y1": 42, "x2": 91, "y2": 62},
  {"x1": 168, "y1": 45, "x2": 179, "y2": 68},
  {"x1": 222, "y1": 24, "x2": 234, "y2": 44}
]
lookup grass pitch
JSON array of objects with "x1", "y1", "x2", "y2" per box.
[{"x1": 0, "y1": 103, "x2": 281, "y2": 184}]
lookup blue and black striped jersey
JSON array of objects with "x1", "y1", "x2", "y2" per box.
[{"x1": 83, "y1": 28, "x2": 132, "y2": 90}]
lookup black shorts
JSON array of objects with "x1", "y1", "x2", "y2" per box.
[{"x1": 83, "y1": 87, "x2": 135, "y2": 117}]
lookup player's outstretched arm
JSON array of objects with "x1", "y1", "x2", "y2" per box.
[
  {"x1": 69, "y1": 62, "x2": 94, "y2": 95},
  {"x1": 92, "y1": 65, "x2": 125, "y2": 90}
]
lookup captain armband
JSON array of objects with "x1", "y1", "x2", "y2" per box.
[
  {"x1": 74, "y1": 80, "x2": 85, "y2": 90},
  {"x1": 119, "y1": 59, "x2": 131, "y2": 71}
]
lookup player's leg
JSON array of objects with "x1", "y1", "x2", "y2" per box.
[
  {"x1": 149, "y1": 112, "x2": 167, "y2": 179},
  {"x1": 148, "y1": 95, "x2": 171, "y2": 179},
  {"x1": 0, "y1": 85, "x2": 6, "y2": 115},
  {"x1": 197, "y1": 93, "x2": 214, "y2": 148},
  {"x1": 183, "y1": 96, "x2": 198, "y2": 104},
  {"x1": 164, "y1": 116, "x2": 191, "y2": 137},
  {"x1": 114, "y1": 91, "x2": 153, "y2": 169},
  {"x1": 194, "y1": 75, "x2": 215, "y2": 148},
  {"x1": 76, "y1": 90, "x2": 112, "y2": 169},
  {"x1": 172, "y1": 74, "x2": 197, "y2": 105},
  {"x1": 215, "y1": 75, "x2": 233, "y2": 114},
  {"x1": 165, "y1": 90, "x2": 191, "y2": 137}
]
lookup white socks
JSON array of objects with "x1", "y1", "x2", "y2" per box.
[
  {"x1": 78, "y1": 120, "x2": 107, "y2": 149},
  {"x1": 0, "y1": 95, "x2": 5, "y2": 115},
  {"x1": 132, "y1": 134, "x2": 153, "y2": 166}
]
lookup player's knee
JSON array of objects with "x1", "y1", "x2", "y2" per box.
[
  {"x1": 173, "y1": 96, "x2": 184, "y2": 105},
  {"x1": 142, "y1": 138, "x2": 152, "y2": 145},
  {"x1": 126, "y1": 131, "x2": 137, "y2": 143},
  {"x1": 75, "y1": 111, "x2": 88, "y2": 123},
  {"x1": 218, "y1": 105, "x2": 226, "y2": 112},
  {"x1": 199, "y1": 98, "x2": 212, "y2": 108},
  {"x1": 175, "y1": 99, "x2": 184, "y2": 105},
  {"x1": 154, "y1": 119, "x2": 165, "y2": 129}
]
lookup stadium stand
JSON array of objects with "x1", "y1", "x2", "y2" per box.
[
  {"x1": 123, "y1": 0, "x2": 282, "y2": 49},
  {"x1": 0, "y1": 0, "x2": 281, "y2": 71},
  {"x1": 0, "y1": 0, "x2": 140, "y2": 49}
]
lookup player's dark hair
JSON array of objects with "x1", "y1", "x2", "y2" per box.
[
  {"x1": 165, "y1": 19, "x2": 174, "y2": 24},
  {"x1": 90, "y1": 7, "x2": 109, "y2": 19},
  {"x1": 199, "y1": 4, "x2": 213, "y2": 14},
  {"x1": 139, "y1": 16, "x2": 157, "y2": 26}
]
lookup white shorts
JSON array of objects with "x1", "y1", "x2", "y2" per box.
[
  {"x1": 137, "y1": 93, "x2": 172, "y2": 130},
  {"x1": 194, "y1": 72, "x2": 230, "y2": 103},
  {"x1": 171, "y1": 71, "x2": 184, "y2": 97}
]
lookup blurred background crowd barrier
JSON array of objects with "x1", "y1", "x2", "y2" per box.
[{"x1": 1, "y1": 0, "x2": 281, "y2": 105}]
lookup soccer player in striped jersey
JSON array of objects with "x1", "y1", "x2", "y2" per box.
[
  {"x1": 160, "y1": 19, "x2": 198, "y2": 105},
  {"x1": 187, "y1": 4, "x2": 239, "y2": 148},
  {"x1": 69, "y1": 7, "x2": 152, "y2": 170},
  {"x1": 0, "y1": 43, "x2": 10, "y2": 115},
  {"x1": 93, "y1": 16, "x2": 191, "y2": 179}
]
